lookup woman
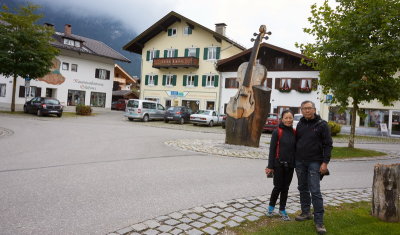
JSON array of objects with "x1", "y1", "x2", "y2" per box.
[{"x1": 265, "y1": 110, "x2": 296, "y2": 221}]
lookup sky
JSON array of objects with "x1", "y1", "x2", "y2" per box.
[{"x1": 26, "y1": 0, "x2": 326, "y2": 53}]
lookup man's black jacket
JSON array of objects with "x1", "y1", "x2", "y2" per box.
[{"x1": 295, "y1": 114, "x2": 333, "y2": 163}]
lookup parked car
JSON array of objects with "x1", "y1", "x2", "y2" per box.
[
  {"x1": 164, "y1": 106, "x2": 193, "y2": 124},
  {"x1": 124, "y1": 99, "x2": 166, "y2": 122},
  {"x1": 221, "y1": 115, "x2": 227, "y2": 129},
  {"x1": 190, "y1": 110, "x2": 224, "y2": 127},
  {"x1": 23, "y1": 97, "x2": 63, "y2": 117},
  {"x1": 263, "y1": 113, "x2": 279, "y2": 132},
  {"x1": 293, "y1": 114, "x2": 303, "y2": 129},
  {"x1": 111, "y1": 99, "x2": 127, "y2": 111}
]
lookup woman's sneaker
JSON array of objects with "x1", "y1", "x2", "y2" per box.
[
  {"x1": 279, "y1": 210, "x2": 291, "y2": 221},
  {"x1": 266, "y1": 206, "x2": 275, "y2": 217}
]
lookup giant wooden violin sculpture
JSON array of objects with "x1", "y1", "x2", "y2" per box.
[
  {"x1": 226, "y1": 25, "x2": 271, "y2": 119},
  {"x1": 225, "y1": 25, "x2": 271, "y2": 147}
]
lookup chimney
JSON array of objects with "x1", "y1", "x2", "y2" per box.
[
  {"x1": 44, "y1": 23, "x2": 54, "y2": 29},
  {"x1": 215, "y1": 23, "x2": 227, "y2": 36},
  {"x1": 64, "y1": 24, "x2": 72, "y2": 36}
]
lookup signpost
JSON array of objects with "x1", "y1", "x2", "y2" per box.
[{"x1": 380, "y1": 123, "x2": 388, "y2": 136}]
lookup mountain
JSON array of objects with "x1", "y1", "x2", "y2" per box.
[{"x1": 2, "y1": 0, "x2": 142, "y2": 80}]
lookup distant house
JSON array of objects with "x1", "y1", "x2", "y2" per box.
[
  {"x1": 114, "y1": 64, "x2": 138, "y2": 91},
  {"x1": 123, "y1": 11, "x2": 245, "y2": 112},
  {"x1": 216, "y1": 43, "x2": 320, "y2": 115},
  {"x1": 0, "y1": 24, "x2": 130, "y2": 111}
]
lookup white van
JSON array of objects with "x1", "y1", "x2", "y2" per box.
[{"x1": 124, "y1": 99, "x2": 166, "y2": 122}]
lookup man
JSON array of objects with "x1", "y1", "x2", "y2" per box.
[{"x1": 295, "y1": 101, "x2": 333, "y2": 235}]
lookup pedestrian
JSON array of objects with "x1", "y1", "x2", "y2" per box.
[
  {"x1": 265, "y1": 110, "x2": 296, "y2": 221},
  {"x1": 294, "y1": 101, "x2": 333, "y2": 235}
]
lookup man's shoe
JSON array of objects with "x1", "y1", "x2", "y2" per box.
[
  {"x1": 315, "y1": 224, "x2": 327, "y2": 234},
  {"x1": 295, "y1": 212, "x2": 312, "y2": 221}
]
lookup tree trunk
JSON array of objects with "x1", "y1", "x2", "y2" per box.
[
  {"x1": 225, "y1": 86, "x2": 271, "y2": 147},
  {"x1": 11, "y1": 74, "x2": 17, "y2": 112},
  {"x1": 372, "y1": 163, "x2": 400, "y2": 222},
  {"x1": 348, "y1": 101, "x2": 358, "y2": 148}
]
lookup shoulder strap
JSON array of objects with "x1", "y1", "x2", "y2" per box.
[{"x1": 275, "y1": 127, "x2": 283, "y2": 159}]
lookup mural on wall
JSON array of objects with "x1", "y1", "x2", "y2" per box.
[{"x1": 37, "y1": 58, "x2": 66, "y2": 85}]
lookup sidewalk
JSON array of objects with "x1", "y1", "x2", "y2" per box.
[{"x1": 109, "y1": 187, "x2": 372, "y2": 235}]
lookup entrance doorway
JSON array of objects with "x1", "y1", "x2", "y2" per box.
[
  {"x1": 391, "y1": 111, "x2": 400, "y2": 136},
  {"x1": 182, "y1": 100, "x2": 199, "y2": 112},
  {"x1": 206, "y1": 101, "x2": 215, "y2": 110}
]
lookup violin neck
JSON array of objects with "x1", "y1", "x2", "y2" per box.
[{"x1": 242, "y1": 35, "x2": 262, "y2": 87}]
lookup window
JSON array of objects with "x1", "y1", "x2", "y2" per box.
[
  {"x1": 145, "y1": 75, "x2": 158, "y2": 86},
  {"x1": 74, "y1": 41, "x2": 80, "y2": 47},
  {"x1": 63, "y1": 38, "x2": 75, "y2": 46},
  {"x1": 300, "y1": 79, "x2": 312, "y2": 89},
  {"x1": 186, "y1": 75, "x2": 195, "y2": 86},
  {"x1": 225, "y1": 77, "x2": 239, "y2": 88},
  {"x1": 62, "y1": 62, "x2": 69, "y2": 70},
  {"x1": 280, "y1": 78, "x2": 291, "y2": 89},
  {"x1": 275, "y1": 57, "x2": 284, "y2": 69},
  {"x1": 165, "y1": 49, "x2": 178, "y2": 58},
  {"x1": 146, "y1": 50, "x2": 159, "y2": 61},
  {"x1": 67, "y1": 90, "x2": 85, "y2": 106},
  {"x1": 187, "y1": 48, "x2": 196, "y2": 57},
  {"x1": 90, "y1": 92, "x2": 106, "y2": 108},
  {"x1": 157, "y1": 104, "x2": 165, "y2": 111},
  {"x1": 19, "y1": 86, "x2": 41, "y2": 98},
  {"x1": 206, "y1": 75, "x2": 215, "y2": 87},
  {"x1": 203, "y1": 47, "x2": 220, "y2": 60},
  {"x1": 167, "y1": 28, "x2": 177, "y2": 36},
  {"x1": 183, "y1": 26, "x2": 192, "y2": 35},
  {"x1": 95, "y1": 69, "x2": 110, "y2": 80},
  {"x1": 71, "y1": 64, "x2": 78, "y2": 72},
  {"x1": 0, "y1": 84, "x2": 6, "y2": 97},
  {"x1": 149, "y1": 76, "x2": 155, "y2": 85},
  {"x1": 165, "y1": 75, "x2": 173, "y2": 86}
]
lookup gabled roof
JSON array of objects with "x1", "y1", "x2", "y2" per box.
[
  {"x1": 123, "y1": 11, "x2": 246, "y2": 54},
  {"x1": 115, "y1": 64, "x2": 137, "y2": 84},
  {"x1": 217, "y1": 43, "x2": 309, "y2": 66},
  {"x1": 52, "y1": 32, "x2": 130, "y2": 63}
]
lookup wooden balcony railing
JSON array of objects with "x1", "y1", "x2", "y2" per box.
[{"x1": 152, "y1": 57, "x2": 199, "y2": 69}]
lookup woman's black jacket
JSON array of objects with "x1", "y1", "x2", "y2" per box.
[{"x1": 267, "y1": 123, "x2": 296, "y2": 169}]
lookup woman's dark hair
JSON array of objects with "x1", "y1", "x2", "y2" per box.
[{"x1": 281, "y1": 109, "x2": 294, "y2": 119}]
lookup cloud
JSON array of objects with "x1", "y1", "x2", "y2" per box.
[{"x1": 27, "y1": 0, "x2": 320, "y2": 52}]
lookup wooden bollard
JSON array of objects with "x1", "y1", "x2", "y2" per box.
[{"x1": 372, "y1": 163, "x2": 400, "y2": 222}]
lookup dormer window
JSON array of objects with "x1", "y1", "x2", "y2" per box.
[{"x1": 63, "y1": 38, "x2": 81, "y2": 48}]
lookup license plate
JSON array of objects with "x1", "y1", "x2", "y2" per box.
[{"x1": 168, "y1": 117, "x2": 173, "y2": 119}]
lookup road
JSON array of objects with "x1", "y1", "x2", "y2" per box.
[{"x1": 0, "y1": 112, "x2": 398, "y2": 235}]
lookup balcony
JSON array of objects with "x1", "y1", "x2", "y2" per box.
[{"x1": 152, "y1": 57, "x2": 199, "y2": 69}]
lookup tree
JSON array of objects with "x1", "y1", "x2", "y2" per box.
[
  {"x1": 0, "y1": 4, "x2": 59, "y2": 112},
  {"x1": 297, "y1": 0, "x2": 400, "y2": 148}
]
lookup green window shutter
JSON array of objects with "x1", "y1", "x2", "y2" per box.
[
  {"x1": 146, "y1": 51, "x2": 150, "y2": 61},
  {"x1": 162, "y1": 75, "x2": 166, "y2": 86},
  {"x1": 203, "y1": 48, "x2": 208, "y2": 60},
  {"x1": 168, "y1": 29, "x2": 172, "y2": 36},
  {"x1": 216, "y1": 47, "x2": 221, "y2": 59},
  {"x1": 154, "y1": 75, "x2": 158, "y2": 85},
  {"x1": 172, "y1": 75, "x2": 177, "y2": 86},
  {"x1": 194, "y1": 75, "x2": 198, "y2": 87},
  {"x1": 202, "y1": 75, "x2": 207, "y2": 87},
  {"x1": 164, "y1": 50, "x2": 168, "y2": 58},
  {"x1": 155, "y1": 50, "x2": 160, "y2": 58},
  {"x1": 188, "y1": 27, "x2": 192, "y2": 34},
  {"x1": 183, "y1": 75, "x2": 187, "y2": 86},
  {"x1": 174, "y1": 49, "x2": 178, "y2": 57},
  {"x1": 145, "y1": 75, "x2": 149, "y2": 85},
  {"x1": 214, "y1": 75, "x2": 219, "y2": 87},
  {"x1": 196, "y1": 48, "x2": 200, "y2": 58},
  {"x1": 184, "y1": 49, "x2": 188, "y2": 57}
]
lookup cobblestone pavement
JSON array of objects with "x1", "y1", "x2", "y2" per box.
[
  {"x1": 165, "y1": 139, "x2": 400, "y2": 161},
  {"x1": 108, "y1": 187, "x2": 372, "y2": 235}
]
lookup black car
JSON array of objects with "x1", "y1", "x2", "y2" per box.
[
  {"x1": 164, "y1": 106, "x2": 193, "y2": 124},
  {"x1": 24, "y1": 97, "x2": 63, "y2": 117}
]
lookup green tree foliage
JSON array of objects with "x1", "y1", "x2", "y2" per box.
[
  {"x1": 0, "y1": 3, "x2": 59, "y2": 111},
  {"x1": 297, "y1": 0, "x2": 400, "y2": 147}
]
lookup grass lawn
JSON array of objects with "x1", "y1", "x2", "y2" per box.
[
  {"x1": 331, "y1": 147, "x2": 386, "y2": 159},
  {"x1": 228, "y1": 202, "x2": 400, "y2": 235},
  {"x1": 333, "y1": 134, "x2": 400, "y2": 144}
]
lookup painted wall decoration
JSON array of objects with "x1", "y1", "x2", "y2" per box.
[{"x1": 37, "y1": 58, "x2": 66, "y2": 85}]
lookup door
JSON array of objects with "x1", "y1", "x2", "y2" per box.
[{"x1": 391, "y1": 111, "x2": 400, "y2": 136}]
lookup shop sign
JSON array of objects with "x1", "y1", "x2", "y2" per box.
[
  {"x1": 167, "y1": 91, "x2": 188, "y2": 97},
  {"x1": 73, "y1": 79, "x2": 104, "y2": 91}
]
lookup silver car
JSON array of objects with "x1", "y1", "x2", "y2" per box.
[{"x1": 124, "y1": 99, "x2": 166, "y2": 122}]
